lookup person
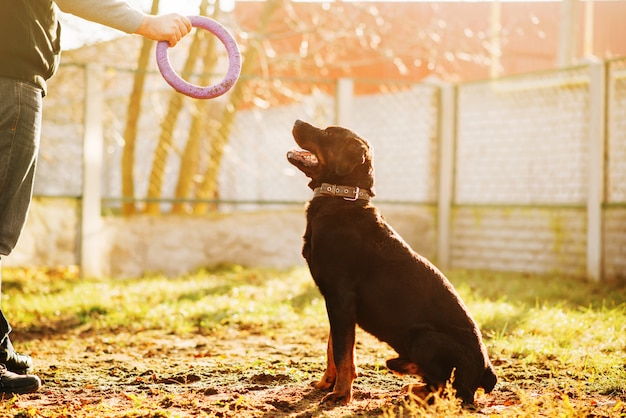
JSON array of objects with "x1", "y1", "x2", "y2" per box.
[{"x1": 0, "y1": 0, "x2": 191, "y2": 395}]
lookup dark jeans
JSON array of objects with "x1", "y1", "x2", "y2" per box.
[
  {"x1": 0, "y1": 77, "x2": 42, "y2": 257},
  {"x1": 0, "y1": 309, "x2": 9, "y2": 348},
  {"x1": 0, "y1": 258, "x2": 12, "y2": 346},
  {"x1": 0, "y1": 77, "x2": 43, "y2": 346}
]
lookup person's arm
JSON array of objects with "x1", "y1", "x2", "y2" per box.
[{"x1": 54, "y1": 0, "x2": 191, "y2": 46}]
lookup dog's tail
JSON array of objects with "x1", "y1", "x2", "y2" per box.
[{"x1": 480, "y1": 365, "x2": 497, "y2": 393}]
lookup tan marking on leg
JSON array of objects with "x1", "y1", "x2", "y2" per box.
[{"x1": 314, "y1": 333, "x2": 336, "y2": 391}]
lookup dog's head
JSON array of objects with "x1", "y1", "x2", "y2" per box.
[{"x1": 287, "y1": 120, "x2": 375, "y2": 196}]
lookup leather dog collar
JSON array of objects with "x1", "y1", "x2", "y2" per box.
[{"x1": 313, "y1": 183, "x2": 371, "y2": 201}]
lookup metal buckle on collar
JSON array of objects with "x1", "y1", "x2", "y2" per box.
[{"x1": 343, "y1": 186, "x2": 360, "y2": 201}]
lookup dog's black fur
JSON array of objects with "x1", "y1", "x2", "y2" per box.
[{"x1": 287, "y1": 120, "x2": 497, "y2": 405}]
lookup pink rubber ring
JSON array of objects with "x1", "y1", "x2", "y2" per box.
[{"x1": 156, "y1": 16, "x2": 241, "y2": 99}]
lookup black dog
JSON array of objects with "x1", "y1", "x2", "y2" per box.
[{"x1": 287, "y1": 120, "x2": 497, "y2": 405}]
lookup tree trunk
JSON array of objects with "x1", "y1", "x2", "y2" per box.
[
  {"x1": 121, "y1": 0, "x2": 160, "y2": 215},
  {"x1": 193, "y1": 0, "x2": 284, "y2": 214},
  {"x1": 172, "y1": 0, "x2": 217, "y2": 214},
  {"x1": 145, "y1": 21, "x2": 206, "y2": 214}
]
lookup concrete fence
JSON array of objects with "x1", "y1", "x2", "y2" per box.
[{"x1": 6, "y1": 59, "x2": 625, "y2": 281}]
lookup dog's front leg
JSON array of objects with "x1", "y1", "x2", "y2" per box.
[
  {"x1": 320, "y1": 299, "x2": 357, "y2": 405},
  {"x1": 314, "y1": 333, "x2": 336, "y2": 391}
]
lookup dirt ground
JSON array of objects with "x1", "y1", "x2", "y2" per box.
[
  {"x1": 4, "y1": 327, "x2": 412, "y2": 417},
  {"x1": 2, "y1": 325, "x2": 622, "y2": 418}
]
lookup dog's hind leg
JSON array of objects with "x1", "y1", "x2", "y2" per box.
[
  {"x1": 386, "y1": 357, "x2": 421, "y2": 375},
  {"x1": 387, "y1": 357, "x2": 441, "y2": 401},
  {"x1": 406, "y1": 331, "x2": 480, "y2": 404},
  {"x1": 480, "y1": 364, "x2": 497, "y2": 393}
]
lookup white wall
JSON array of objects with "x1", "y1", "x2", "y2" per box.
[{"x1": 5, "y1": 199, "x2": 436, "y2": 278}]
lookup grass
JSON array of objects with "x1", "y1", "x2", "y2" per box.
[
  {"x1": 1, "y1": 266, "x2": 625, "y2": 417},
  {"x1": 2, "y1": 265, "x2": 325, "y2": 336}
]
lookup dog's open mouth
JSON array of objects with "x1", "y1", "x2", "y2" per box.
[{"x1": 287, "y1": 149, "x2": 319, "y2": 167}]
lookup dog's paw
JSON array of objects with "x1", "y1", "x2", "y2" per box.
[
  {"x1": 312, "y1": 377, "x2": 334, "y2": 391},
  {"x1": 321, "y1": 391, "x2": 351, "y2": 406},
  {"x1": 401, "y1": 383, "x2": 431, "y2": 399},
  {"x1": 386, "y1": 357, "x2": 421, "y2": 375}
]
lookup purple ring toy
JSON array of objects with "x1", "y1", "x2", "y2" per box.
[{"x1": 156, "y1": 16, "x2": 241, "y2": 99}]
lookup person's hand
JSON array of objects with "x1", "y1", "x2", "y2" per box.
[{"x1": 134, "y1": 14, "x2": 192, "y2": 47}]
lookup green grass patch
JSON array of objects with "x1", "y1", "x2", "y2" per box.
[
  {"x1": 1, "y1": 266, "x2": 625, "y2": 417},
  {"x1": 2, "y1": 265, "x2": 327, "y2": 337}
]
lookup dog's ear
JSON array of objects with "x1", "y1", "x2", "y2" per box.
[{"x1": 335, "y1": 140, "x2": 366, "y2": 177}]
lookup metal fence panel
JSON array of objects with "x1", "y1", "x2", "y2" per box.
[
  {"x1": 32, "y1": 60, "x2": 626, "y2": 279},
  {"x1": 222, "y1": 92, "x2": 336, "y2": 208},
  {"x1": 456, "y1": 67, "x2": 590, "y2": 205},
  {"x1": 96, "y1": 73, "x2": 437, "y2": 210},
  {"x1": 351, "y1": 82, "x2": 440, "y2": 204},
  {"x1": 452, "y1": 67, "x2": 592, "y2": 276},
  {"x1": 37, "y1": 64, "x2": 86, "y2": 197}
]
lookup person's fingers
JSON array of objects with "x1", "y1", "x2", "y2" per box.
[
  {"x1": 181, "y1": 16, "x2": 192, "y2": 33},
  {"x1": 136, "y1": 14, "x2": 192, "y2": 46},
  {"x1": 169, "y1": 28, "x2": 180, "y2": 46},
  {"x1": 171, "y1": 15, "x2": 192, "y2": 46},
  {"x1": 169, "y1": 34, "x2": 179, "y2": 47}
]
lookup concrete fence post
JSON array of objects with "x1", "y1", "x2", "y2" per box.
[
  {"x1": 437, "y1": 84, "x2": 456, "y2": 269},
  {"x1": 335, "y1": 78, "x2": 354, "y2": 126},
  {"x1": 81, "y1": 64, "x2": 105, "y2": 278},
  {"x1": 587, "y1": 61, "x2": 606, "y2": 281}
]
